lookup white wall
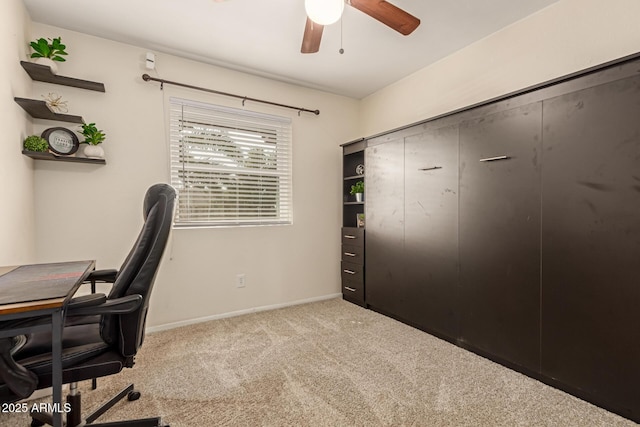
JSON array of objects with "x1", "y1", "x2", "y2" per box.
[
  {"x1": 360, "y1": 0, "x2": 640, "y2": 136},
  {"x1": 29, "y1": 23, "x2": 360, "y2": 328},
  {"x1": 0, "y1": 0, "x2": 35, "y2": 265}
]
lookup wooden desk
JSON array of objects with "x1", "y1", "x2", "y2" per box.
[{"x1": 0, "y1": 260, "x2": 95, "y2": 427}]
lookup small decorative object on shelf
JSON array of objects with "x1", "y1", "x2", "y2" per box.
[
  {"x1": 355, "y1": 163, "x2": 364, "y2": 176},
  {"x1": 29, "y1": 36, "x2": 68, "y2": 75},
  {"x1": 42, "y1": 92, "x2": 68, "y2": 113},
  {"x1": 80, "y1": 122, "x2": 106, "y2": 159},
  {"x1": 356, "y1": 213, "x2": 365, "y2": 228},
  {"x1": 23, "y1": 135, "x2": 48, "y2": 153},
  {"x1": 42, "y1": 127, "x2": 79, "y2": 155},
  {"x1": 350, "y1": 180, "x2": 364, "y2": 202}
]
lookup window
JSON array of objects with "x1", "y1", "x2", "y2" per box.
[{"x1": 169, "y1": 97, "x2": 292, "y2": 227}]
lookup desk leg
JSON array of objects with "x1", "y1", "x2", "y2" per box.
[{"x1": 51, "y1": 309, "x2": 63, "y2": 427}]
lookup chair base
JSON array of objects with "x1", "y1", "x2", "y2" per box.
[{"x1": 30, "y1": 383, "x2": 168, "y2": 427}]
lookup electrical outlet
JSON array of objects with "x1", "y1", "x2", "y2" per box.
[{"x1": 236, "y1": 274, "x2": 246, "y2": 288}]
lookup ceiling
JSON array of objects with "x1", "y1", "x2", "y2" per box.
[{"x1": 22, "y1": 0, "x2": 558, "y2": 99}]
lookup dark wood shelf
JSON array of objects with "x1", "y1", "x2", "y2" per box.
[
  {"x1": 22, "y1": 150, "x2": 105, "y2": 164},
  {"x1": 344, "y1": 174, "x2": 365, "y2": 181},
  {"x1": 20, "y1": 61, "x2": 105, "y2": 92},
  {"x1": 14, "y1": 97, "x2": 84, "y2": 123},
  {"x1": 344, "y1": 201, "x2": 365, "y2": 205}
]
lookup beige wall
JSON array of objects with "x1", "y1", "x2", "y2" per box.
[
  {"x1": 29, "y1": 23, "x2": 360, "y2": 328},
  {"x1": 0, "y1": 0, "x2": 35, "y2": 264},
  {"x1": 360, "y1": 0, "x2": 640, "y2": 136},
  {"x1": 8, "y1": 0, "x2": 640, "y2": 329}
]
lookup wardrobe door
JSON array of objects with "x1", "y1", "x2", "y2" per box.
[
  {"x1": 404, "y1": 124, "x2": 459, "y2": 339},
  {"x1": 541, "y1": 75, "x2": 640, "y2": 419},
  {"x1": 365, "y1": 138, "x2": 405, "y2": 316},
  {"x1": 459, "y1": 102, "x2": 542, "y2": 372}
]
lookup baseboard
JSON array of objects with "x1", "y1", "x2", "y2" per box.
[{"x1": 146, "y1": 293, "x2": 342, "y2": 334}]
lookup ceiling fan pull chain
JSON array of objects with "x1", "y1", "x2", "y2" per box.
[{"x1": 339, "y1": 14, "x2": 345, "y2": 54}]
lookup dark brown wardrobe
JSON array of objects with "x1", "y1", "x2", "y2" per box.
[{"x1": 355, "y1": 54, "x2": 640, "y2": 422}]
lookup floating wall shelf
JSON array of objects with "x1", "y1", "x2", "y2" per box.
[
  {"x1": 20, "y1": 61, "x2": 106, "y2": 92},
  {"x1": 14, "y1": 97, "x2": 84, "y2": 123},
  {"x1": 22, "y1": 150, "x2": 106, "y2": 165}
]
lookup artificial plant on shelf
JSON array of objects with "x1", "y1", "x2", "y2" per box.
[
  {"x1": 29, "y1": 36, "x2": 68, "y2": 74},
  {"x1": 23, "y1": 135, "x2": 48, "y2": 152},
  {"x1": 80, "y1": 122, "x2": 106, "y2": 159},
  {"x1": 350, "y1": 180, "x2": 364, "y2": 202}
]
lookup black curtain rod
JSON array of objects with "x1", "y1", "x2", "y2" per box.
[{"x1": 142, "y1": 74, "x2": 320, "y2": 116}]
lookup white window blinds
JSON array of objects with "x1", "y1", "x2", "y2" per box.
[{"x1": 169, "y1": 97, "x2": 292, "y2": 227}]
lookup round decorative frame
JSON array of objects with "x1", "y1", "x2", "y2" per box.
[
  {"x1": 41, "y1": 127, "x2": 79, "y2": 155},
  {"x1": 355, "y1": 164, "x2": 365, "y2": 176}
]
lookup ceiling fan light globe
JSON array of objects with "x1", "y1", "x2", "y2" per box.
[{"x1": 305, "y1": 0, "x2": 344, "y2": 26}]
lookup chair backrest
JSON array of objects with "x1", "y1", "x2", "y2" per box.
[{"x1": 100, "y1": 184, "x2": 175, "y2": 358}]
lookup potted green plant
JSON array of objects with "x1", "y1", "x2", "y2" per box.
[
  {"x1": 350, "y1": 180, "x2": 364, "y2": 202},
  {"x1": 23, "y1": 135, "x2": 48, "y2": 152},
  {"x1": 29, "y1": 37, "x2": 68, "y2": 75},
  {"x1": 80, "y1": 123, "x2": 106, "y2": 159}
]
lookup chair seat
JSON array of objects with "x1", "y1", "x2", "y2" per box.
[
  {"x1": 15, "y1": 317, "x2": 102, "y2": 360},
  {"x1": 0, "y1": 319, "x2": 126, "y2": 402}
]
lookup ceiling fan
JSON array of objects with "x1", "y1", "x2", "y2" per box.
[{"x1": 301, "y1": 0, "x2": 420, "y2": 54}]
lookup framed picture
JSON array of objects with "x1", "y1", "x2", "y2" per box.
[
  {"x1": 41, "y1": 127, "x2": 79, "y2": 156},
  {"x1": 356, "y1": 213, "x2": 365, "y2": 228}
]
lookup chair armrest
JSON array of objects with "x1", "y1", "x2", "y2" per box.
[
  {"x1": 67, "y1": 293, "x2": 107, "y2": 310},
  {"x1": 85, "y1": 269, "x2": 118, "y2": 283},
  {"x1": 67, "y1": 295, "x2": 142, "y2": 317}
]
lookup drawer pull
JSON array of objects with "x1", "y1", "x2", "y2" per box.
[
  {"x1": 343, "y1": 252, "x2": 357, "y2": 257},
  {"x1": 343, "y1": 269, "x2": 356, "y2": 275},
  {"x1": 479, "y1": 155, "x2": 510, "y2": 162},
  {"x1": 343, "y1": 235, "x2": 357, "y2": 239},
  {"x1": 419, "y1": 166, "x2": 442, "y2": 171},
  {"x1": 344, "y1": 286, "x2": 357, "y2": 292}
]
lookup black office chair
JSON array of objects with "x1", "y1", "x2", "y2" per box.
[{"x1": 0, "y1": 183, "x2": 175, "y2": 427}]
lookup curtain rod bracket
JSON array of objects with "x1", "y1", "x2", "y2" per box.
[{"x1": 141, "y1": 74, "x2": 320, "y2": 116}]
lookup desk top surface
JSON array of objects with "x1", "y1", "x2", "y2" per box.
[{"x1": 0, "y1": 260, "x2": 95, "y2": 314}]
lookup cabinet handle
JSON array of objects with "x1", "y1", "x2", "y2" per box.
[
  {"x1": 479, "y1": 155, "x2": 510, "y2": 162},
  {"x1": 343, "y1": 252, "x2": 357, "y2": 257},
  {"x1": 343, "y1": 235, "x2": 357, "y2": 239},
  {"x1": 419, "y1": 166, "x2": 442, "y2": 171},
  {"x1": 344, "y1": 286, "x2": 357, "y2": 292},
  {"x1": 343, "y1": 269, "x2": 356, "y2": 275}
]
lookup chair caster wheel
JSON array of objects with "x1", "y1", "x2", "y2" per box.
[
  {"x1": 127, "y1": 390, "x2": 141, "y2": 401},
  {"x1": 31, "y1": 419, "x2": 45, "y2": 427}
]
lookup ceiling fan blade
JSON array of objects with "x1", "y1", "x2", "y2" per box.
[
  {"x1": 348, "y1": 0, "x2": 420, "y2": 35},
  {"x1": 301, "y1": 17, "x2": 324, "y2": 54}
]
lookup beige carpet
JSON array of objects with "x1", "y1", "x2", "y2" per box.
[{"x1": 0, "y1": 298, "x2": 636, "y2": 426}]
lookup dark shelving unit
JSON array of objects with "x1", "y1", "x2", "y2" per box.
[
  {"x1": 20, "y1": 61, "x2": 105, "y2": 92},
  {"x1": 22, "y1": 150, "x2": 106, "y2": 165},
  {"x1": 340, "y1": 139, "x2": 366, "y2": 307},
  {"x1": 14, "y1": 97, "x2": 84, "y2": 123},
  {"x1": 16, "y1": 61, "x2": 107, "y2": 164}
]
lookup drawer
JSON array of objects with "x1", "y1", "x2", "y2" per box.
[
  {"x1": 341, "y1": 261, "x2": 364, "y2": 283},
  {"x1": 342, "y1": 277, "x2": 364, "y2": 302},
  {"x1": 341, "y1": 227, "x2": 364, "y2": 247},
  {"x1": 341, "y1": 244, "x2": 364, "y2": 264}
]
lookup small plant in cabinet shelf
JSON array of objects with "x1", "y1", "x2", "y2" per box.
[{"x1": 350, "y1": 180, "x2": 364, "y2": 202}]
